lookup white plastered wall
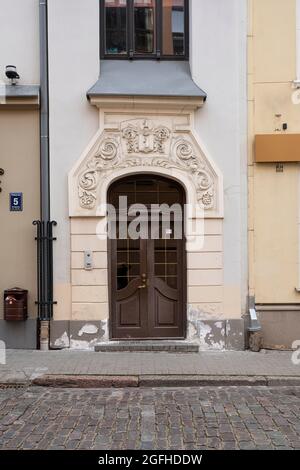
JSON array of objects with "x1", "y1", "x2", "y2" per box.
[
  {"x1": 0, "y1": 0, "x2": 39, "y2": 85},
  {"x1": 48, "y1": 0, "x2": 99, "y2": 320},
  {"x1": 190, "y1": 0, "x2": 248, "y2": 318}
]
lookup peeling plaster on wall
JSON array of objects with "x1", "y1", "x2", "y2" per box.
[
  {"x1": 51, "y1": 320, "x2": 109, "y2": 350},
  {"x1": 69, "y1": 338, "x2": 99, "y2": 350},
  {"x1": 70, "y1": 320, "x2": 109, "y2": 349},
  {"x1": 54, "y1": 332, "x2": 70, "y2": 349},
  {"x1": 187, "y1": 308, "x2": 199, "y2": 341},
  {"x1": 188, "y1": 304, "x2": 222, "y2": 321},
  {"x1": 198, "y1": 322, "x2": 213, "y2": 348},
  {"x1": 198, "y1": 321, "x2": 226, "y2": 350},
  {"x1": 101, "y1": 319, "x2": 109, "y2": 342},
  {"x1": 206, "y1": 340, "x2": 226, "y2": 351},
  {"x1": 225, "y1": 321, "x2": 242, "y2": 339},
  {"x1": 78, "y1": 324, "x2": 99, "y2": 336},
  {"x1": 187, "y1": 306, "x2": 204, "y2": 332},
  {"x1": 187, "y1": 306, "x2": 226, "y2": 350},
  {"x1": 216, "y1": 322, "x2": 226, "y2": 339},
  {"x1": 187, "y1": 321, "x2": 198, "y2": 342},
  {"x1": 50, "y1": 316, "x2": 244, "y2": 350}
]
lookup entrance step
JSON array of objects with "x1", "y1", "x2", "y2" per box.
[{"x1": 94, "y1": 341, "x2": 199, "y2": 353}]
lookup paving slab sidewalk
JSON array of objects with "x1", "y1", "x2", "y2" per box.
[{"x1": 0, "y1": 349, "x2": 300, "y2": 387}]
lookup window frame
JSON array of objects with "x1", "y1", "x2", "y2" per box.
[{"x1": 100, "y1": 0, "x2": 189, "y2": 60}]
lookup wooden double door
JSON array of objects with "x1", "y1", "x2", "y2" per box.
[{"x1": 109, "y1": 175, "x2": 186, "y2": 340}]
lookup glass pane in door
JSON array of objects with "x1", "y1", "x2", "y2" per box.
[
  {"x1": 154, "y1": 220, "x2": 179, "y2": 289},
  {"x1": 116, "y1": 227, "x2": 140, "y2": 291}
]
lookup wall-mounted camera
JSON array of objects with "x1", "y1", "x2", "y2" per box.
[{"x1": 5, "y1": 65, "x2": 20, "y2": 85}]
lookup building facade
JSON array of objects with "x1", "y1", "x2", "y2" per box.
[
  {"x1": 248, "y1": 0, "x2": 300, "y2": 349},
  {"x1": 0, "y1": 0, "x2": 298, "y2": 351}
]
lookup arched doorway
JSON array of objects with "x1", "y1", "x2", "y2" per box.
[{"x1": 108, "y1": 174, "x2": 187, "y2": 340}]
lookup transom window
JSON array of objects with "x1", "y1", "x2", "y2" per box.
[{"x1": 100, "y1": 0, "x2": 189, "y2": 59}]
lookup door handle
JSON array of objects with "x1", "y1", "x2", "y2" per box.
[{"x1": 138, "y1": 274, "x2": 147, "y2": 289}]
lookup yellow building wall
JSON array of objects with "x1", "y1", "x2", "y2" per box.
[
  {"x1": 0, "y1": 109, "x2": 40, "y2": 318},
  {"x1": 254, "y1": 164, "x2": 299, "y2": 303},
  {"x1": 249, "y1": 0, "x2": 300, "y2": 304}
]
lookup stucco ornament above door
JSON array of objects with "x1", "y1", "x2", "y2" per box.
[
  {"x1": 69, "y1": 115, "x2": 223, "y2": 218},
  {"x1": 122, "y1": 120, "x2": 170, "y2": 154}
]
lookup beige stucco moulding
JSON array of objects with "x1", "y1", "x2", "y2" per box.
[
  {"x1": 68, "y1": 95, "x2": 224, "y2": 220},
  {"x1": 88, "y1": 94, "x2": 206, "y2": 112}
]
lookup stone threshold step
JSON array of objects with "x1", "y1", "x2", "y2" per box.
[{"x1": 94, "y1": 341, "x2": 199, "y2": 353}]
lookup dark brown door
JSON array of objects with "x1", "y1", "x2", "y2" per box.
[{"x1": 109, "y1": 175, "x2": 186, "y2": 340}]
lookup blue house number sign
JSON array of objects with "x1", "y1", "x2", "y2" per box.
[{"x1": 10, "y1": 193, "x2": 23, "y2": 212}]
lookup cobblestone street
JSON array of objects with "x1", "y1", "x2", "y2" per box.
[{"x1": 0, "y1": 386, "x2": 300, "y2": 450}]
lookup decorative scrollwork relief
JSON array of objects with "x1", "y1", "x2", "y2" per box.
[
  {"x1": 96, "y1": 138, "x2": 119, "y2": 161},
  {"x1": 122, "y1": 119, "x2": 170, "y2": 155},
  {"x1": 173, "y1": 139, "x2": 215, "y2": 209},
  {"x1": 77, "y1": 119, "x2": 217, "y2": 212},
  {"x1": 78, "y1": 136, "x2": 120, "y2": 209},
  {"x1": 176, "y1": 140, "x2": 194, "y2": 160}
]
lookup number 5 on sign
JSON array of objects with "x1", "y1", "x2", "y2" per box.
[{"x1": 9, "y1": 193, "x2": 23, "y2": 212}]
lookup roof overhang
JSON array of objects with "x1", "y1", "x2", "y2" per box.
[{"x1": 87, "y1": 60, "x2": 207, "y2": 111}]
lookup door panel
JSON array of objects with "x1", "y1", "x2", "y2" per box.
[
  {"x1": 155, "y1": 292, "x2": 176, "y2": 326},
  {"x1": 118, "y1": 295, "x2": 141, "y2": 326},
  {"x1": 109, "y1": 175, "x2": 186, "y2": 340}
]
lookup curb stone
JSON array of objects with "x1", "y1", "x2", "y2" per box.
[
  {"x1": 32, "y1": 375, "x2": 139, "y2": 388},
  {"x1": 266, "y1": 376, "x2": 300, "y2": 387},
  {"x1": 138, "y1": 375, "x2": 268, "y2": 387},
  {"x1": 22, "y1": 374, "x2": 300, "y2": 388}
]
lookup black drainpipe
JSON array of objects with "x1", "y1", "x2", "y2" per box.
[{"x1": 33, "y1": 0, "x2": 56, "y2": 350}]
